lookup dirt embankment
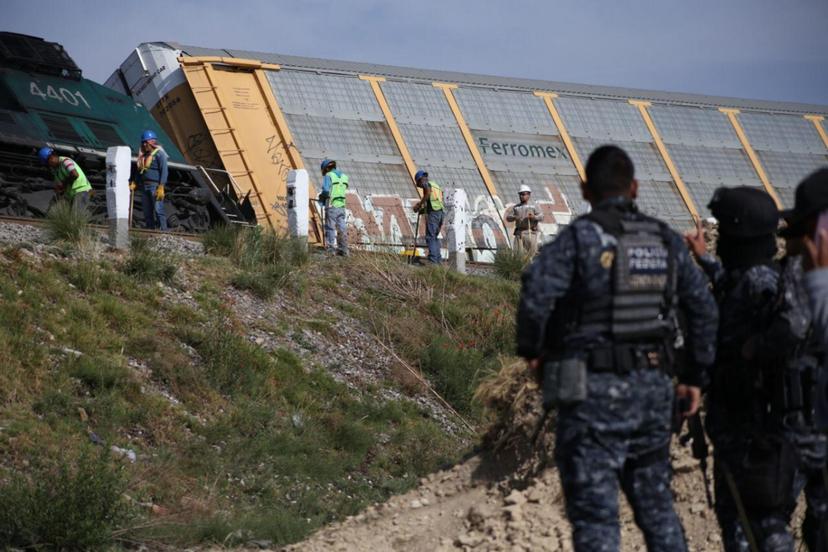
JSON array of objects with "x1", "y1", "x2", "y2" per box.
[{"x1": 286, "y1": 366, "x2": 725, "y2": 552}]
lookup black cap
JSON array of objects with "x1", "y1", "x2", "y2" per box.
[
  {"x1": 780, "y1": 168, "x2": 828, "y2": 238},
  {"x1": 708, "y1": 186, "x2": 779, "y2": 238}
]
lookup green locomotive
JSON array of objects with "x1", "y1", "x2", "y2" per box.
[{"x1": 0, "y1": 32, "x2": 249, "y2": 230}]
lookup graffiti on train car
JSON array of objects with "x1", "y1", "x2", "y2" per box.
[
  {"x1": 344, "y1": 192, "x2": 508, "y2": 250},
  {"x1": 321, "y1": 181, "x2": 575, "y2": 251}
]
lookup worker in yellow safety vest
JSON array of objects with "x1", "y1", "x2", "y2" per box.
[
  {"x1": 318, "y1": 159, "x2": 349, "y2": 256},
  {"x1": 38, "y1": 147, "x2": 92, "y2": 214},
  {"x1": 136, "y1": 130, "x2": 169, "y2": 231},
  {"x1": 413, "y1": 169, "x2": 444, "y2": 264}
]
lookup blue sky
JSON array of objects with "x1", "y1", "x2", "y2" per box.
[{"x1": 5, "y1": 0, "x2": 828, "y2": 105}]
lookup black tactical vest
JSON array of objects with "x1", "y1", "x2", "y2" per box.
[
  {"x1": 765, "y1": 259, "x2": 826, "y2": 429},
  {"x1": 577, "y1": 209, "x2": 677, "y2": 342}
]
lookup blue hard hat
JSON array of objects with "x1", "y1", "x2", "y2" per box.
[
  {"x1": 37, "y1": 147, "x2": 54, "y2": 165},
  {"x1": 320, "y1": 159, "x2": 335, "y2": 171},
  {"x1": 141, "y1": 129, "x2": 157, "y2": 142},
  {"x1": 414, "y1": 170, "x2": 428, "y2": 182}
]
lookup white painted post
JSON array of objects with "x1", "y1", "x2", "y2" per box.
[
  {"x1": 286, "y1": 169, "x2": 309, "y2": 249},
  {"x1": 445, "y1": 188, "x2": 468, "y2": 274},
  {"x1": 105, "y1": 146, "x2": 131, "y2": 249}
]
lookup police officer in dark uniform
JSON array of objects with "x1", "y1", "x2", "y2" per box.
[
  {"x1": 685, "y1": 187, "x2": 794, "y2": 551},
  {"x1": 757, "y1": 172, "x2": 828, "y2": 552},
  {"x1": 517, "y1": 145, "x2": 718, "y2": 552}
]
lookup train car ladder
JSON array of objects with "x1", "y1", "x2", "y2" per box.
[{"x1": 179, "y1": 60, "x2": 276, "y2": 230}]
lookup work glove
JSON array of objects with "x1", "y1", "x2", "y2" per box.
[
  {"x1": 412, "y1": 201, "x2": 423, "y2": 214},
  {"x1": 129, "y1": 181, "x2": 136, "y2": 192},
  {"x1": 155, "y1": 185, "x2": 165, "y2": 201},
  {"x1": 318, "y1": 191, "x2": 329, "y2": 204}
]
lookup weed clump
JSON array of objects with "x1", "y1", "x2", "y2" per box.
[
  {"x1": 207, "y1": 227, "x2": 308, "y2": 299},
  {"x1": 202, "y1": 224, "x2": 239, "y2": 257},
  {"x1": 68, "y1": 260, "x2": 101, "y2": 291},
  {"x1": 68, "y1": 355, "x2": 129, "y2": 392},
  {"x1": 0, "y1": 448, "x2": 131, "y2": 549},
  {"x1": 231, "y1": 265, "x2": 293, "y2": 300},
  {"x1": 187, "y1": 318, "x2": 274, "y2": 396},
  {"x1": 493, "y1": 246, "x2": 532, "y2": 281},
  {"x1": 420, "y1": 336, "x2": 496, "y2": 417},
  {"x1": 45, "y1": 199, "x2": 92, "y2": 245},
  {"x1": 123, "y1": 237, "x2": 177, "y2": 282},
  {"x1": 234, "y1": 227, "x2": 309, "y2": 270}
]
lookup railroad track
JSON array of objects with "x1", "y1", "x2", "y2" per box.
[
  {"x1": 0, "y1": 214, "x2": 497, "y2": 272},
  {"x1": 0, "y1": 214, "x2": 201, "y2": 241}
]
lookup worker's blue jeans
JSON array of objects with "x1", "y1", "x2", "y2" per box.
[
  {"x1": 425, "y1": 210, "x2": 444, "y2": 264},
  {"x1": 141, "y1": 182, "x2": 168, "y2": 231},
  {"x1": 325, "y1": 206, "x2": 348, "y2": 255},
  {"x1": 71, "y1": 190, "x2": 90, "y2": 215}
]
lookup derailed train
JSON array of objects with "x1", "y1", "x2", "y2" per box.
[{"x1": 0, "y1": 32, "x2": 250, "y2": 231}]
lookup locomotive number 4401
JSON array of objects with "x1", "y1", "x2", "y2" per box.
[{"x1": 29, "y1": 82, "x2": 91, "y2": 109}]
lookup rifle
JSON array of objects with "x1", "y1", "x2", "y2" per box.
[{"x1": 673, "y1": 399, "x2": 713, "y2": 507}]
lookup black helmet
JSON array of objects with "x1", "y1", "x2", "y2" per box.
[
  {"x1": 780, "y1": 167, "x2": 828, "y2": 237},
  {"x1": 708, "y1": 186, "x2": 779, "y2": 238}
]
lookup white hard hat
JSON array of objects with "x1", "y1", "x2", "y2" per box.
[{"x1": 519, "y1": 184, "x2": 531, "y2": 194}]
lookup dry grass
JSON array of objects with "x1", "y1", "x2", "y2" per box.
[
  {"x1": 475, "y1": 357, "x2": 546, "y2": 450},
  {"x1": 473, "y1": 357, "x2": 554, "y2": 483},
  {"x1": 346, "y1": 251, "x2": 434, "y2": 304},
  {"x1": 388, "y1": 360, "x2": 426, "y2": 395},
  {"x1": 474, "y1": 357, "x2": 533, "y2": 412}
]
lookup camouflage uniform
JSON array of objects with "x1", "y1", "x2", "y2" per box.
[
  {"x1": 517, "y1": 197, "x2": 718, "y2": 552},
  {"x1": 698, "y1": 255, "x2": 789, "y2": 551},
  {"x1": 702, "y1": 254, "x2": 828, "y2": 552},
  {"x1": 759, "y1": 257, "x2": 827, "y2": 552}
]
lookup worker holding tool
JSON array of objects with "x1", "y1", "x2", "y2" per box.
[
  {"x1": 505, "y1": 184, "x2": 543, "y2": 255},
  {"x1": 408, "y1": 203, "x2": 424, "y2": 265},
  {"x1": 412, "y1": 169, "x2": 444, "y2": 264},
  {"x1": 136, "y1": 130, "x2": 168, "y2": 231},
  {"x1": 39, "y1": 147, "x2": 92, "y2": 214},
  {"x1": 318, "y1": 159, "x2": 349, "y2": 256}
]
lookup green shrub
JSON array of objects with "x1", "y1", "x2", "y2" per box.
[
  {"x1": 68, "y1": 355, "x2": 129, "y2": 392},
  {"x1": 123, "y1": 237, "x2": 176, "y2": 282},
  {"x1": 208, "y1": 228, "x2": 309, "y2": 298},
  {"x1": 233, "y1": 227, "x2": 309, "y2": 271},
  {"x1": 493, "y1": 247, "x2": 532, "y2": 281},
  {"x1": 0, "y1": 448, "x2": 131, "y2": 549},
  {"x1": 187, "y1": 510, "x2": 310, "y2": 547},
  {"x1": 188, "y1": 321, "x2": 273, "y2": 396},
  {"x1": 33, "y1": 388, "x2": 76, "y2": 419},
  {"x1": 231, "y1": 264, "x2": 292, "y2": 299},
  {"x1": 420, "y1": 336, "x2": 496, "y2": 416},
  {"x1": 65, "y1": 260, "x2": 102, "y2": 292},
  {"x1": 45, "y1": 199, "x2": 91, "y2": 244},
  {"x1": 330, "y1": 418, "x2": 374, "y2": 454},
  {"x1": 202, "y1": 224, "x2": 240, "y2": 257}
]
